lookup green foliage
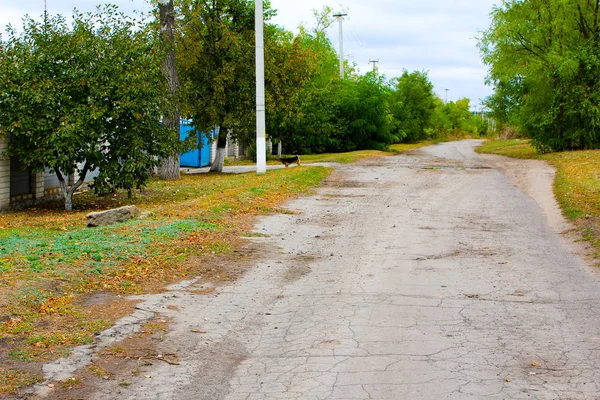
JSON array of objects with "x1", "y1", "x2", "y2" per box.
[
  {"x1": 264, "y1": 26, "x2": 318, "y2": 145},
  {"x1": 332, "y1": 73, "x2": 396, "y2": 151},
  {"x1": 0, "y1": 6, "x2": 178, "y2": 209},
  {"x1": 178, "y1": 0, "x2": 262, "y2": 143},
  {"x1": 176, "y1": 2, "x2": 454, "y2": 156},
  {"x1": 265, "y1": 26, "x2": 341, "y2": 154},
  {"x1": 429, "y1": 98, "x2": 486, "y2": 137},
  {"x1": 479, "y1": 0, "x2": 600, "y2": 151},
  {"x1": 389, "y1": 71, "x2": 436, "y2": 142}
]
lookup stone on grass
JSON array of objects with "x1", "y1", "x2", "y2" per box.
[
  {"x1": 86, "y1": 206, "x2": 141, "y2": 227},
  {"x1": 139, "y1": 211, "x2": 155, "y2": 220}
]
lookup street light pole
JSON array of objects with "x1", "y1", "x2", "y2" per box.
[
  {"x1": 333, "y1": 12, "x2": 347, "y2": 79},
  {"x1": 255, "y1": 0, "x2": 267, "y2": 174}
]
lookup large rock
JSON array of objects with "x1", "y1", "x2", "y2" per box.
[{"x1": 86, "y1": 206, "x2": 141, "y2": 227}]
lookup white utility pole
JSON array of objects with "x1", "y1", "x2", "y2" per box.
[
  {"x1": 255, "y1": 0, "x2": 267, "y2": 174},
  {"x1": 445, "y1": 89, "x2": 449, "y2": 104},
  {"x1": 334, "y1": 12, "x2": 347, "y2": 79},
  {"x1": 369, "y1": 59, "x2": 379, "y2": 72}
]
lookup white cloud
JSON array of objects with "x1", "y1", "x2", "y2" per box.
[
  {"x1": 2, "y1": 0, "x2": 499, "y2": 105},
  {"x1": 270, "y1": 0, "x2": 498, "y2": 104}
]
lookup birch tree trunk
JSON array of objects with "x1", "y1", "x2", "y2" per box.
[{"x1": 158, "y1": 0, "x2": 181, "y2": 180}]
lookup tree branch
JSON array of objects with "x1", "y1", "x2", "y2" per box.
[
  {"x1": 577, "y1": 4, "x2": 592, "y2": 39},
  {"x1": 68, "y1": 163, "x2": 90, "y2": 196},
  {"x1": 515, "y1": 33, "x2": 548, "y2": 62},
  {"x1": 594, "y1": 0, "x2": 600, "y2": 44}
]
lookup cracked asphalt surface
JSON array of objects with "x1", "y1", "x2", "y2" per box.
[{"x1": 87, "y1": 140, "x2": 600, "y2": 399}]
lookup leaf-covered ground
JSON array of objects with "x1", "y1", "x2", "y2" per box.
[
  {"x1": 0, "y1": 166, "x2": 331, "y2": 396},
  {"x1": 477, "y1": 139, "x2": 600, "y2": 257}
]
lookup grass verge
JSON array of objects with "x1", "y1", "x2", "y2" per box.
[
  {"x1": 0, "y1": 166, "x2": 331, "y2": 395},
  {"x1": 477, "y1": 139, "x2": 600, "y2": 257},
  {"x1": 224, "y1": 141, "x2": 435, "y2": 167}
]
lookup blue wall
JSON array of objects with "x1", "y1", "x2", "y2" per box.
[{"x1": 180, "y1": 121, "x2": 212, "y2": 168}]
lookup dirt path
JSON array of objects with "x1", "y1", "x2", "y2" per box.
[{"x1": 45, "y1": 140, "x2": 600, "y2": 399}]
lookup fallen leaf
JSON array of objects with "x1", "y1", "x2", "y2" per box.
[
  {"x1": 505, "y1": 378, "x2": 512, "y2": 383},
  {"x1": 145, "y1": 375, "x2": 152, "y2": 379},
  {"x1": 528, "y1": 372, "x2": 536, "y2": 376},
  {"x1": 531, "y1": 362, "x2": 540, "y2": 367},
  {"x1": 47, "y1": 384, "x2": 55, "y2": 388}
]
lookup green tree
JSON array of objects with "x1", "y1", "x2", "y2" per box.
[
  {"x1": 429, "y1": 98, "x2": 476, "y2": 136},
  {"x1": 179, "y1": 0, "x2": 273, "y2": 172},
  {"x1": 389, "y1": 71, "x2": 436, "y2": 142},
  {"x1": 264, "y1": 27, "x2": 315, "y2": 156},
  {"x1": 0, "y1": 7, "x2": 177, "y2": 210},
  {"x1": 157, "y1": 0, "x2": 182, "y2": 180},
  {"x1": 429, "y1": 97, "x2": 452, "y2": 136},
  {"x1": 265, "y1": 24, "x2": 340, "y2": 155},
  {"x1": 479, "y1": 0, "x2": 600, "y2": 151},
  {"x1": 332, "y1": 72, "x2": 395, "y2": 152}
]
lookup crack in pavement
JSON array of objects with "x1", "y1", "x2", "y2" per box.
[{"x1": 46, "y1": 140, "x2": 600, "y2": 400}]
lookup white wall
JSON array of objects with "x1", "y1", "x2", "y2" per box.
[{"x1": 0, "y1": 137, "x2": 9, "y2": 209}]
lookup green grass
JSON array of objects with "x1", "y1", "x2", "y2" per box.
[
  {"x1": 476, "y1": 139, "x2": 539, "y2": 159},
  {"x1": 0, "y1": 219, "x2": 219, "y2": 277},
  {"x1": 0, "y1": 165, "x2": 332, "y2": 393},
  {"x1": 478, "y1": 139, "x2": 600, "y2": 257},
  {"x1": 1, "y1": 167, "x2": 332, "y2": 291},
  {"x1": 0, "y1": 369, "x2": 43, "y2": 396},
  {"x1": 0, "y1": 141, "x2": 445, "y2": 393}
]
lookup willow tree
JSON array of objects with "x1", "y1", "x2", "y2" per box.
[{"x1": 479, "y1": 0, "x2": 600, "y2": 151}]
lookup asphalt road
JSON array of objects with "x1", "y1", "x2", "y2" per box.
[{"x1": 88, "y1": 140, "x2": 600, "y2": 399}]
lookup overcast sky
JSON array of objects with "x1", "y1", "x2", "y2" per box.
[{"x1": 1, "y1": 0, "x2": 499, "y2": 108}]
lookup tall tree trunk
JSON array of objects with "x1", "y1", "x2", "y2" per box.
[
  {"x1": 158, "y1": 0, "x2": 181, "y2": 180},
  {"x1": 55, "y1": 165, "x2": 89, "y2": 211},
  {"x1": 209, "y1": 133, "x2": 227, "y2": 173}
]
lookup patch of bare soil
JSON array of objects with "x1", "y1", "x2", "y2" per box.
[
  {"x1": 43, "y1": 318, "x2": 172, "y2": 400},
  {"x1": 2, "y1": 296, "x2": 137, "y2": 400},
  {"x1": 282, "y1": 254, "x2": 317, "y2": 283},
  {"x1": 28, "y1": 237, "x2": 263, "y2": 400},
  {"x1": 4, "y1": 213, "x2": 266, "y2": 399}
]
